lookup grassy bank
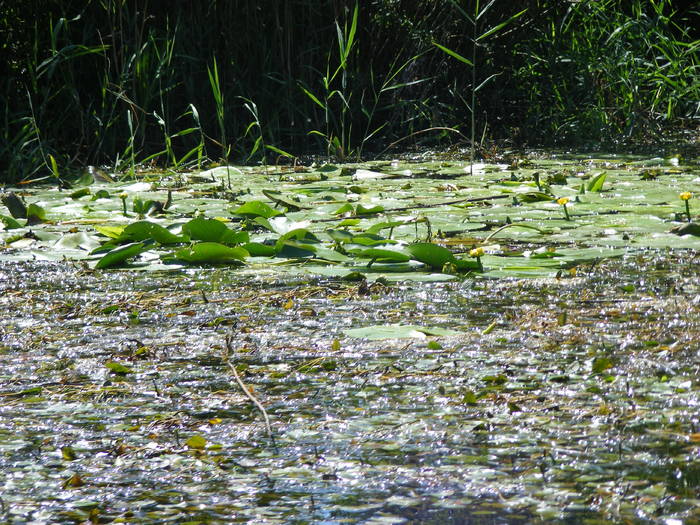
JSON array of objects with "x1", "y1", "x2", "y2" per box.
[{"x1": 1, "y1": 0, "x2": 698, "y2": 182}]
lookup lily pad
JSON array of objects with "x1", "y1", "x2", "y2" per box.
[
  {"x1": 233, "y1": 200, "x2": 283, "y2": 219},
  {"x1": 172, "y1": 242, "x2": 248, "y2": 264},
  {"x1": 120, "y1": 221, "x2": 185, "y2": 244},
  {"x1": 183, "y1": 217, "x2": 249, "y2": 244},
  {"x1": 95, "y1": 242, "x2": 150, "y2": 269},
  {"x1": 344, "y1": 324, "x2": 461, "y2": 340}
]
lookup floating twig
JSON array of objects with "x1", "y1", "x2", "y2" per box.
[{"x1": 224, "y1": 336, "x2": 275, "y2": 446}]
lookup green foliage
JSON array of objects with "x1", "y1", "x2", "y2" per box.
[
  {"x1": 95, "y1": 242, "x2": 150, "y2": 269},
  {"x1": 512, "y1": 0, "x2": 699, "y2": 145},
  {"x1": 0, "y1": 1, "x2": 697, "y2": 183},
  {"x1": 172, "y1": 243, "x2": 249, "y2": 264}
]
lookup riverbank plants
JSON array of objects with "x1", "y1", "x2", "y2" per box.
[{"x1": 1, "y1": 1, "x2": 697, "y2": 183}]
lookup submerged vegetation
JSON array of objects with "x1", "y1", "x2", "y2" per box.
[{"x1": 1, "y1": 0, "x2": 698, "y2": 182}]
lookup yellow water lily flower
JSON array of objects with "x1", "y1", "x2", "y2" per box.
[
  {"x1": 680, "y1": 192, "x2": 693, "y2": 222},
  {"x1": 469, "y1": 247, "x2": 485, "y2": 258},
  {"x1": 557, "y1": 197, "x2": 571, "y2": 220}
]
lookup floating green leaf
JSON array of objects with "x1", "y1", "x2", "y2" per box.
[
  {"x1": 105, "y1": 361, "x2": 133, "y2": 375},
  {"x1": 0, "y1": 214, "x2": 22, "y2": 229},
  {"x1": 1, "y1": 192, "x2": 27, "y2": 218},
  {"x1": 120, "y1": 221, "x2": 185, "y2": 244},
  {"x1": 334, "y1": 202, "x2": 354, "y2": 215},
  {"x1": 406, "y1": 243, "x2": 456, "y2": 269},
  {"x1": 262, "y1": 189, "x2": 307, "y2": 211},
  {"x1": 519, "y1": 192, "x2": 554, "y2": 203},
  {"x1": 233, "y1": 200, "x2": 282, "y2": 219},
  {"x1": 173, "y1": 242, "x2": 248, "y2": 263},
  {"x1": 94, "y1": 225, "x2": 125, "y2": 239},
  {"x1": 185, "y1": 434, "x2": 207, "y2": 450},
  {"x1": 592, "y1": 356, "x2": 614, "y2": 374},
  {"x1": 406, "y1": 243, "x2": 480, "y2": 272},
  {"x1": 276, "y1": 241, "x2": 317, "y2": 258},
  {"x1": 183, "y1": 217, "x2": 249, "y2": 244},
  {"x1": 243, "y1": 242, "x2": 278, "y2": 256},
  {"x1": 355, "y1": 203, "x2": 384, "y2": 215},
  {"x1": 346, "y1": 246, "x2": 411, "y2": 263},
  {"x1": 70, "y1": 188, "x2": 91, "y2": 199},
  {"x1": 344, "y1": 324, "x2": 461, "y2": 340},
  {"x1": 95, "y1": 242, "x2": 149, "y2": 269}
]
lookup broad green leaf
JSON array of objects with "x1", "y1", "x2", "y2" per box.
[
  {"x1": 121, "y1": 221, "x2": 185, "y2": 244},
  {"x1": 186, "y1": 434, "x2": 207, "y2": 450},
  {"x1": 451, "y1": 258, "x2": 482, "y2": 272},
  {"x1": 336, "y1": 218, "x2": 361, "y2": 227},
  {"x1": 94, "y1": 225, "x2": 125, "y2": 239},
  {"x1": 0, "y1": 214, "x2": 22, "y2": 229},
  {"x1": 587, "y1": 172, "x2": 608, "y2": 192},
  {"x1": 262, "y1": 190, "x2": 307, "y2": 211},
  {"x1": 344, "y1": 324, "x2": 461, "y2": 340},
  {"x1": 91, "y1": 189, "x2": 110, "y2": 200},
  {"x1": 105, "y1": 361, "x2": 133, "y2": 374},
  {"x1": 406, "y1": 242, "x2": 456, "y2": 269},
  {"x1": 70, "y1": 188, "x2": 91, "y2": 199},
  {"x1": 252, "y1": 216, "x2": 274, "y2": 231},
  {"x1": 183, "y1": 217, "x2": 249, "y2": 245},
  {"x1": 366, "y1": 220, "x2": 408, "y2": 234},
  {"x1": 326, "y1": 229, "x2": 355, "y2": 244},
  {"x1": 592, "y1": 356, "x2": 614, "y2": 374},
  {"x1": 243, "y1": 242, "x2": 278, "y2": 256},
  {"x1": 1, "y1": 192, "x2": 27, "y2": 218},
  {"x1": 519, "y1": 192, "x2": 554, "y2": 203},
  {"x1": 406, "y1": 244, "x2": 481, "y2": 272},
  {"x1": 95, "y1": 242, "x2": 149, "y2": 269},
  {"x1": 670, "y1": 223, "x2": 700, "y2": 236},
  {"x1": 26, "y1": 203, "x2": 46, "y2": 223},
  {"x1": 233, "y1": 200, "x2": 283, "y2": 219},
  {"x1": 348, "y1": 234, "x2": 393, "y2": 247},
  {"x1": 174, "y1": 242, "x2": 248, "y2": 263},
  {"x1": 334, "y1": 203, "x2": 354, "y2": 215},
  {"x1": 276, "y1": 241, "x2": 317, "y2": 258},
  {"x1": 308, "y1": 245, "x2": 351, "y2": 263},
  {"x1": 276, "y1": 229, "x2": 320, "y2": 250},
  {"x1": 355, "y1": 203, "x2": 384, "y2": 215},
  {"x1": 347, "y1": 247, "x2": 411, "y2": 263}
]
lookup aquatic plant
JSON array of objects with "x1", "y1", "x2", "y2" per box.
[
  {"x1": 1, "y1": 1, "x2": 697, "y2": 183},
  {"x1": 680, "y1": 191, "x2": 693, "y2": 222},
  {"x1": 557, "y1": 197, "x2": 571, "y2": 221},
  {"x1": 433, "y1": 1, "x2": 527, "y2": 172}
]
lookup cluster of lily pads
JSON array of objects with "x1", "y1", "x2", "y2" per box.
[
  {"x1": 1, "y1": 157, "x2": 698, "y2": 278},
  {"x1": 91, "y1": 201, "x2": 483, "y2": 272}
]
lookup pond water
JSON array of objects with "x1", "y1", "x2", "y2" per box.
[{"x1": 1, "y1": 152, "x2": 699, "y2": 523}]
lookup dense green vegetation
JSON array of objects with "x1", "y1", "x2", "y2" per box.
[{"x1": 1, "y1": 0, "x2": 698, "y2": 182}]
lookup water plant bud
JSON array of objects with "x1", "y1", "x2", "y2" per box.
[
  {"x1": 470, "y1": 247, "x2": 485, "y2": 258},
  {"x1": 680, "y1": 192, "x2": 692, "y2": 201},
  {"x1": 557, "y1": 197, "x2": 569, "y2": 206}
]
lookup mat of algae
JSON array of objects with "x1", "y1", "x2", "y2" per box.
[{"x1": 1, "y1": 152, "x2": 699, "y2": 523}]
